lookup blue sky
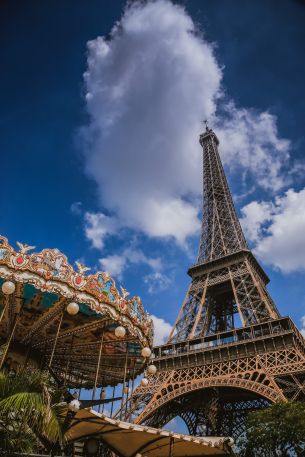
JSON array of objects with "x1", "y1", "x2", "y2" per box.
[{"x1": 1, "y1": 0, "x2": 305, "y2": 346}]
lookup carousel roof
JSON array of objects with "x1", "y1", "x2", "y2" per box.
[
  {"x1": 0, "y1": 235, "x2": 153, "y2": 387},
  {"x1": 66, "y1": 408, "x2": 234, "y2": 456}
]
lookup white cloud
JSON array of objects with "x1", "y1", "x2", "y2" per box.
[
  {"x1": 217, "y1": 105, "x2": 290, "y2": 192},
  {"x1": 241, "y1": 188, "x2": 305, "y2": 272},
  {"x1": 240, "y1": 200, "x2": 274, "y2": 242},
  {"x1": 82, "y1": 0, "x2": 220, "y2": 246},
  {"x1": 82, "y1": 0, "x2": 291, "y2": 246},
  {"x1": 144, "y1": 271, "x2": 172, "y2": 294},
  {"x1": 99, "y1": 246, "x2": 162, "y2": 280},
  {"x1": 127, "y1": 248, "x2": 162, "y2": 271},
  {"x1": 84, "y1": 211, "x2": 117, "y2": 249},
  {"x1": 99, "y1": 254, "x2": 126, "y2": 278},
  {"x1": 150, "y1": 314, "x2": 172, "y2": 345}
]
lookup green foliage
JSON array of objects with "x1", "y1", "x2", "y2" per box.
[
  {"x1": 0, "y1": 369, "x2": 67, "y2": 453},
  {"x1": 237, "y1": 401, "x2": 305, "y2": 457}
]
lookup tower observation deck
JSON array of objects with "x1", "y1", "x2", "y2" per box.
[{"x1": 118, "y1": 126, "x2": 305, "y2": 438}]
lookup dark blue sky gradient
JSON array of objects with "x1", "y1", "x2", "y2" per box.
[{"x1": 1, "y1": 0, "x2": 305, "y2": 329}]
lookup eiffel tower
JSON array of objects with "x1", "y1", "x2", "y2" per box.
[{"x1": 121, "y1": 125, "x2": 305, "y2": 438}]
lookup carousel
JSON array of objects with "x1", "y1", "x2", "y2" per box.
[
  {"x1": 0, "y1": 235, "x2": 153, "y2": 398},
  {"x1": 0, "y1": 235, "x2": 233, "y2": 457}
]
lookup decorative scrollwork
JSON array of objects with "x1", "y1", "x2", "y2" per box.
[{"x1": 0, "y1": 235, "x2": 153, "y2": 345}]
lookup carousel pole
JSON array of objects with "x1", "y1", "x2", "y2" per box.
[
  {"x1": 124, "y1": 372, "x2": 131, "y2": 419},
  {"x1": 0, "y1": 286, "x2": 23, "y2": 370},
  {"x1": 48, "y1": 310, "x2": 64, "y2": 370},
  {"x1": 0, "y1": 295, "x2": 9, "y2": 325},
  {"x1": 98, "y1": 384, "x2": 106, "y2": 414},
  {"x1": 130, "y1": 360, "x2": 136, "y2": 397},
  {"x1": 120, "y1": 343, "x2": 129, "y2": 420},
  {"x1": 0, "y1": 316, "x2": 19, "y2": 370},
  {"x1": 101, "y1": 394, "x2": 105, "y2": 414},
  {"x1": 169, "y1": 437, "x2": 174, "y2": 457},
  {"x1": 110, "y1": 385, "x2": 115, "y2": 417},
  {"x1": 22, "y1": 334, "x2": 33, "y2": 372},
  {"x1": 48, "y1": 301, "x2": 79, "y2": 373},
  {"x1": 64, "y1": 334, "x2": 74, "y2": 386},
  {"x1": 99, "y1": 390, "x2": 103, "y2": 413},
  {"x1": 40, "y1": 339, "x2": 48, "y2": 370},
  {"x1": 78, "y1": 373, "x2": 84, "y2": 399},
  {"x1": 0, "y1": 283, "x2": 14, "y2": 369},
  {"x1": 92, "y1": 332, "x2": 104, "y2": 401},
  {"x1": 125, "y1": 360, "x2": 136, "y2": 419}
]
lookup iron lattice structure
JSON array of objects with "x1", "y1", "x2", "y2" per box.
[{"x1": 118, "y1": 127, "x2": 305, "y2": 438}]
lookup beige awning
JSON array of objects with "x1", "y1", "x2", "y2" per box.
[{"x1": 65, "y1": 409, "x2": 234, "y2": 456}]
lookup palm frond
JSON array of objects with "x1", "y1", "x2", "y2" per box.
[{"x1": 0, "y1": 369, "x2": 68, "y2": 452}]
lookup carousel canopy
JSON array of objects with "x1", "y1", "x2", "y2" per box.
[
  {"x1": 0, "y1": 235, "x2": 153, "y2": 387},
  {"x1": 65, "y1": 408, "x2": 234, "y2": 456}
]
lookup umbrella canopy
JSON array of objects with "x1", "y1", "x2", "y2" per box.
[{"x1": 66, "y1": 409, "x2": 234, "y2": 457}]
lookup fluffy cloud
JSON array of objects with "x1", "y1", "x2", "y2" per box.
[
  {"x1": 99, "y1": 254, "x2": 126, "y2": 279},
  {"x1": 240, "y1": 200, "x2": 274, "y2": 243},
  {"x1": 84, "y1": 212, "x2": 117, "y2": 249},
  {"x1": 240, "y1": 188, "x2": 305, "y2": 272},
  {"x1": 99, "y1": 246, "x2": 162, "y2": 280},
  {"x1": 217, "y1": 105, "x2": 290, "y2": 192},
  {"x1": 144, "y1": 271, "x2": 172, "y2": 294},
  {"x1": 150, "y1": 314, "x2": 172, "y2": 345},
  {"x1": 82, "y1": 0, "x2": 291, "y2": 246}
]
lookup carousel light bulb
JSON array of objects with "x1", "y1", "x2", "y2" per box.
[
  {"x1": 141, "y1": 347, "x2": 151, "y2": 358},
  {"x1": 2, "y1": 281, "x2": 15, "y2": 295},
  {"x1": 141, "y1": 378, "x2": 149, "y2": 387},
  {"x1": 123, "y1": 386, "x2": 129, "y2": 394},
  {"x1": 66, "y1": 302, "x2": 79, "y2": 315},
  {"x1": 147, "y1": 364, "x2": 157, "y2": 375},
  {"x1": 115, "y1": 325, "x2": 126, "y2": 338},
  {"x1": 68, "y1": 399, "x2": 80, "y2": 411}
]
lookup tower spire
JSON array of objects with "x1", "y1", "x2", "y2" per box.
[
  {"x1": 197, "y1": 126, "x2": 248, "y2": 264},
  {"x1": 168, "y1": 128, "x2": 280, "y2": 343}
]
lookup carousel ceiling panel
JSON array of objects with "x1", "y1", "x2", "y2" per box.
[
  {"x1": 0, "y1": 235, "x2": 154, "y2": 387},
  {"x1": 0, "y1": 235, "x2": 153, "y2": 345}
]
